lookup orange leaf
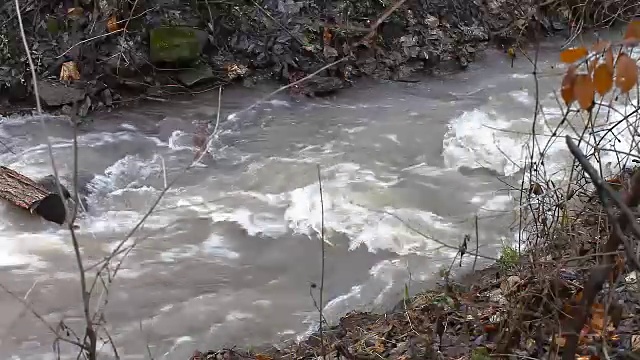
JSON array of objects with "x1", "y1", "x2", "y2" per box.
[
  {"x1": 593, "y1": 63, "x2": 613, "y2": 95},
  {"x1": 574, "y1": 289, "x2": 583, "y2": 303},
  {"x1": 592, "y1": 40, "x2": 611, "y2": 53},
  {"x1": 574, "y1": 74, "x2": 595, "y2": 110},
  {"x1": 560, "y1": 47, "x2": 588, "y2": 63},
  {"x1": 605, "y1": 48, "x2": 614, "y2": 71},
  {"x1": 615, "y1": 53, "x2": 638, "y2": 93},
  {"x1": 591, "y1": 311, "x2": 606, "y2": 331},
  {"x1": 255, "y1": 354, "x2": 272, "y2": 360},
  {"x1": 484, "y1": 324, "x2": 497, "y2": 332},
  {"x1": 107, "y1": 16, "x2": 119, "y2": 33},
  {"x1": 624, "y1": 19, "x2": 640, "y2": 41},
  {"x1": 323, "y1": 27, "x2": 332, "y2": 46},
  {"x1": 561, "y1": 65, "x2": 577, "y2": 106}
]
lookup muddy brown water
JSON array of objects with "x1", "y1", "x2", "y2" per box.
[{"x1": 0, "y1": 44, "x2": 579, "y2": 360}]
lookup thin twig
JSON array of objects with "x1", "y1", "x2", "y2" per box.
[{"x1": 316, "y1": 164, "x2": 326, "y2": 360}]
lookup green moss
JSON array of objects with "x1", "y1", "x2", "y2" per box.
[
  {"x1": 149, "y1": 26, "x2": 201, "y2": 64},
  {"x1": 47, "y1": 16, "x2": 60, "y2": 34}
]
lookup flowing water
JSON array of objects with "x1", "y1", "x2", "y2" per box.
[{"x1": 0, "y1": 41, "x2": 626, "y2": 360}]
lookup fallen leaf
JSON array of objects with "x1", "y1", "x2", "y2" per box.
[
  {"x1": 615, "y1": 52, "x2": 638, "y2": 93},
  {"x1": 560, "y1": 47, "x2": 588, "y2": 63},
  {"x1": 561, "y1": 64, "x2": 577, "y2": 105},
  {"x1": 255, "y1": 354, "x2": 272, "y2": 360},
  {"x1": 574, "y1": 74, "x2": 595, "y2": 110},
  {"x1": 624, "y1": 18, "x2": 640, "y2": 41},
  {"x1": 107, "y1": 16, "x2": 119, "y2": 33},
  {"x1": 593, "y1": 63, "x2": 613, "y2": 95},
  {"x1": 554, "y1": 334, "x2": 566, "y2": 347},
  {"x1": 323, "y1": 27, "x2": 332, "y2": 46},
  {"x1": 632, "y1": 334, "x2": 640, "y2": 351},
  {"x1": 60, "y1": 61, "x2": 81, "y2": 81},
  {"x1": 372, "y1": 340, "x2": 385, "y2": 353}
]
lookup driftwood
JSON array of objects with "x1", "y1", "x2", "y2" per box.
[{"x1": 0, "y1": 166, "x2": 67, "y2": 225}]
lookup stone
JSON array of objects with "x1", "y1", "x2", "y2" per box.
[
  {"x1": 38, "y1": 82, "x2": 86, "y2": 107},
  {"x1": 176, "y1": 64, "x2": 215, "y2": 87},
  {"x1": 424, "y1": 14, "x2": 439, "y2": 27},
  {"x1": 101, "y1": 89, "x2": 113, "y2": 106},
  {"x1": 149, "y1": 26, "x2": 205, "y2": 64},
  {"x1": 323, "y1": 45, "x2": 338, "y2": 59},
  {"x1": 78, "y1": 96, "x2": 91, "y2": 117}
]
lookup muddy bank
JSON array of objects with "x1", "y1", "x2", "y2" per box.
[{"x1": 0, "y1": 0, "x2": 593, "y2": 116}]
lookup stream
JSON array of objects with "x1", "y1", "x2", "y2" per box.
[{"x1": 0, "y1": 42, "x2": 607, "y2": 360}]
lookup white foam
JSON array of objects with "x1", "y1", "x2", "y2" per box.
[
  {"x1": 279, "y1": 163, "x2": 455, "y2": 254},
  {"x1": 442, "y1": 109, "x2": 526, "y2": 176},
  {"x1": 202, "y1": 234, "x2": 240, "y2": 259}
]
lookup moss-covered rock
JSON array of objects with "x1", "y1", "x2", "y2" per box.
[{"x1": 149, "y1": 26, "x2": 204, "y2": 64}]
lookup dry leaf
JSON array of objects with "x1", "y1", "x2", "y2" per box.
[
  {"x1": 605, "y1": 47, "x2": 614, "y2": 71},
  {"x1": 632, "y1": 334, "x2": 640, "y2": 351},
  {"x1": 574, "y1": 74, "x2": 595, "y2": 110},
  {"x1": 554, "y1": 334, "x2": 566, "y2": 347},
  {"x1": 615, "y1": 53, "x2": 638, "y2": 93},
  {"x1": 60, "y1": 61, "x2": 81, "y2": 81},
  {"x1": 107, "y1": 16, "x2": 119, "y2": 33},
  {"x1": 592, "y1": 40, "x2": 611, "y2": 53},
  {"x1": 561, "y1": 65, "x2": 577, "y2": 105},
  {"x1": 593, "y1": 63, "x2": 613, "y2": 95},
  {"x1": 323, "y1": 27, "x2": 332, "y2": 46},
  {"x1": 560, "y1": 47, "x2": 588, "y2": 63},
  {"x1": 66, "y1": 7, "x2": 84, "y2": 21},
  {"x1": 255, "y1": 354, "x2": 272, "y2": 360},
  {"x1": 624, "y1": 19, "x2": 640, "y2": 40},
  {"x1": 373, "y1": 340, "x2": 385, "y2": 353}
]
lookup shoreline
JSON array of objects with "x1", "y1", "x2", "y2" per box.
[{"x1": 0, "y1": 0, "x2": 583, "y2": 118}]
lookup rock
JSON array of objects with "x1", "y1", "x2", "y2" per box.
[
  {"x1": 38, "y1": 82, "x2": 86, "y2": 107},
  {"x1": 304, "y1": 76, "x2": 348, "y2": 96},
  {"x1": 36, "y1": 175, "x2": 72, "y2": 200},
  {"x1": 78, "y1": 96, "x2": 91, "y2": 117},
  {"x1": 323, "y1": 45, "x2": 339, "y2": 59},
  {"x1": 101, "y1": 89, "x2": 113, "y2": 107},
  {"x1": 424, "y1": 14, "x2": 439, "y2": 27},
  {"x1": 500, "y1": 275, "x2": 521, "y2": 295},
  {"x1": 149, "y1": 27, "x2": 206, "y2": 64},
  {"x1": 176, "y1": 64, "x2": 216, "y2": 87}
]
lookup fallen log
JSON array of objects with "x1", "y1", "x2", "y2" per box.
[{"x1": 0, "y1": 166, "x2": 67, "y2": 225}]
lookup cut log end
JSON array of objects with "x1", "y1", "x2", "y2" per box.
[
  {"x1": 31, "y1": 194, "x2": 67, "y2": 225},
  {"x1": 0, "y1": 166, "x2": 68, "y2": 225}
]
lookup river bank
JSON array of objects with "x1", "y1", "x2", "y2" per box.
[{"x1": 0, "y1": 0, "x2": 592, "y2": 116}]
